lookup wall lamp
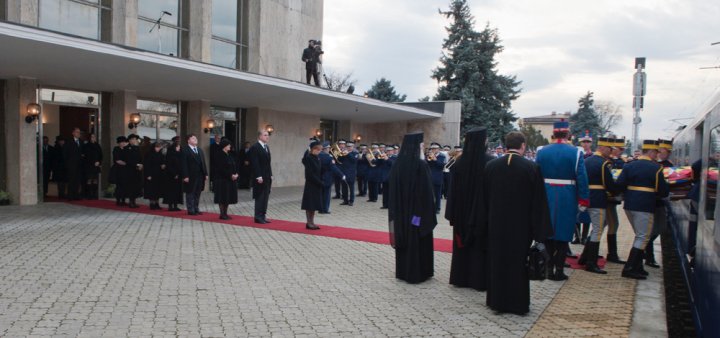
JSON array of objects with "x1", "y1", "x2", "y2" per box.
[
  {"x1": 315, "y1": 129, "x2": 322, "y2": 137},
  {"x1": 265, "y1": 124, "x2": 274, "y2": 135},
  {"x1": 203, "y1": 120, "x2": 216, "y2": 134},
  {"x1": 128, "y1": 113, "x2": 141, "y2": 129},
  {"x1": 354, "y1": 134, "x2": 362, "y2": 142},
  {"x1": 25, "y1": 103, "x2": 41, "y2": 123}
]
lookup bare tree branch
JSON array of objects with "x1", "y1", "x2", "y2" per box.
[
  {"x1": 322, "y1": 69, "x2": 357, "y2": 92},
  {"x1": 595, "y1": 100, "x2": 624, "y2": 135}
]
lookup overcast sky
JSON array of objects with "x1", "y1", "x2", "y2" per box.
[{"x1": 323, "y1": 0, "x2": 720, "y2": 140}]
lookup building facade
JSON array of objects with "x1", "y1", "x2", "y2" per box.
[
  {"x1": 518, "y1": 111, "x2": 571, "y2": 142},
  {"x1": 0, "y1": 0, "x2": 459, "y2": 205}
]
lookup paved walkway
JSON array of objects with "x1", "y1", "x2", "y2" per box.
[{"x1": 0, "y1": 187, "x2": 665, "y2": 337}]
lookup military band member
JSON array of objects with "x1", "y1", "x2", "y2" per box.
[
  {"x1": 578, "y1": 137, "x2": 621, "y2": 274},
  {"x1": 319, "y1": 142, "x2": 345, "y2": 214},
  {"x1": 606, "y1": 137, "x2": 627, "y2": 263},
  {"x1": 426, "y1": 142, "x2": 447, "y2": 214},
  {"x1": 616, "y1": 140, "x2": 670, "y2": 280},
  {"x1": 356, "y1": 144, "x2": 369, "y2": 197},
  {"x1": 333, "y1": 139, "x2": 347, "y2": 199},
  {"x1": 380, "y1": 145, "x2": 397, "y2": 209},
  {"x1": 367, "y1": 144, "x2": 382, "y2": 202},
  {"x1": 339, "y1": 142, "x2": 359, "y2": 206},
  {"x1": 644, "y1": 139, "x2": 674, "y2": 268},
  {"x1": 536, "y1": 121, "x2": 590, "y2": 281}
]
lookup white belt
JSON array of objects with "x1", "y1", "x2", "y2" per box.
[{"x1": 544, "y1": 178, "x2": 576, "y2": 185}]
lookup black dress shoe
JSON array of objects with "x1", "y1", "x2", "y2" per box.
[
  {"x1": 196, "y1": 211, "x2": 203, "y2": 215},
  {"x1": 306, "y1": 223, "x2": 320, "y2": 230},
  {"x1": 263, "y1": 219, "x2": 271, "y2": 223},
  {"x1": 188, "y1": 212, "x2": 197, "y2": 216},
  {"x1": 319, "y1": 211, "x2": 330, "y2": 214},
  {"x1": 333, "y1": 196, "x2": 341, "y2": 199},
  {"x1": 348, "y1": 202, "x2": 354, "y2": 206},
  {"x1": 645, "y1": 261, "x2": 660, "y2": 268},
  {"x1": 254, "y1": 218, "x2": 267, "y2": 224},
  {"x1": 220, "y1": 215, "x2": 231, "y2": 220},
  {"x1": 380, "y1": 206, "x2": 388, "y2": 209},
  {"x1": 340, "y1": 202, "x2": 349, "y2": 205}
]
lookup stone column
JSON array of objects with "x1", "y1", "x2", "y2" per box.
[
  {"x1": 188, "y1": 0, "x2": 212, "y2": 63},
  {"x1": 110, "y1": 90, "x2": 137, "y2": 139},
  {"x1": 111, "y1": 0, "x2": 138, "y2": 46},
  {"x1": 6, "y1": 0, "x2": 38, "y2": 26},
  {"x1": 4, "y1": 77, "x2": 38, "y2": 205}
]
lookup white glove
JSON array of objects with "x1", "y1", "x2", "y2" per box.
[
  {"x1": 342, "y1": 175, "x2": 347, "y2": 181},
  {"x1": 578, "y1": 204, "x2": 587, "y2": 212}
]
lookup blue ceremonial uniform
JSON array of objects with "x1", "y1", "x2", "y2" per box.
[
  {"x1": 427, "y1": 152, "x2": 447, "y2": 213},
  {"x1": 366, "y1": 154, "x2": 382, "y2": 202},
  {"x1": 357, "y1": 154, "x2": 369, "y2": 196},
  {"x1": 536, "y1": 143, "x2": 590, "y2": 242},
  {"x1": 338, "y1": 150, "x2": 358, "y2": 204},
  {"x1": 585, "y1": 153, "x2": 621, "y2": 209},
  {"x1": 319, "y1": 152, "x2": 344, "y2": 213},
  {"x1": 616, "y1": 157, "x2": 669, "y2": 213}
]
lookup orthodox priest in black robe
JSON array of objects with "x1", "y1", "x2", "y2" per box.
[
  {"x1": 388, "y1": 132, "x2": 437, "y2": 284},
  {"x1": 445, "y1": 127, "x2": 493, "y2": 291},
  {"x1": 484, "y1": 131, "x2": 553, "y2": 315}
]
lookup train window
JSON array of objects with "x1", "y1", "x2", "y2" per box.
[{"x1": 705, "y1": 127, "x2": 720, "y2": 220}]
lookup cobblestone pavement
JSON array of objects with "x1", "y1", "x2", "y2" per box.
[{"x1": 1, "y1": 201, "x2": 562, "y2": 337}]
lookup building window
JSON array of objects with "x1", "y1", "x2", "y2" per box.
[
  {"x1": 137, "y1": 0, "x2": 187, "y2": 57},
  {"x1": 39, "y1": 0, "x2": 111, "y2": 41},
  {"x1": 137, "y1": 99, "x2": 179, "y2": 142},
  {"x1": 211, "y1": 0, "x2": 248, "y2": 70}
]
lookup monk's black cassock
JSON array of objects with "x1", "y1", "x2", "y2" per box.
[
  {"x1": 388, "y1": 132, "x2": 437, "y2": 284},
  {"x1": 484, "y1": 150, "x2": 553, "y2": 314},
  {"x1": 445, "y1": 127, "x2": 494, "y2": 291}
]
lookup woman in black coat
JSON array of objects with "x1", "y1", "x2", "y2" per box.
[
  {"x1": 82, "y1": 133, "x2": 103, "y2": 199},
  {"x1": 123, "y1": 134, "x2": 143, "y2": 208},
  {"x1": 212, "y1": 139, "x2": 239, "y2": 220},
  {"x1": 301, "y1": 141, "x2": 324, "y2": 230},
  {"x1": 163, "y1": 136, "x2": 184, "y2": 211},
  {"x1": 143, "y1": 142, "x2": 165, "y2": 210}
]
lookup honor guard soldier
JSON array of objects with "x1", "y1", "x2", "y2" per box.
[
  {"x1": 616, "y1": 140, "x2": 670, "y2": 279},
  {"x1": 319, "y1": 142, "x2": 345, "y2": 214},
  {"x1": 380, "y1": 145, "x2": 397, "y2": 209},
  {"x1": 605, "y1": 137, "x2": 627, "y2": 263},
  {"x1": 644, "y1": 139, "x2": 674, "y2": 268},
  {"x1": 578, "y1": 137, "x2": 621, "y2": 274},
  {"x1": 333, "y1": 139, "x2": 347, "y2": 199},
  {"x1": 536, "y1": 120, "x2": 590, "y2": 281},
  {"x1": 366, "y1": 144, "x2": 382, "y2": 202},
  {"x1": 574, "y1": 131, "x2": 594, "y2": 244},
  {"x1": 426, "y1": 142, "x2": 447, "y2": 214},
  {"x1": 356, "y1": 144, "x2": 369, "y2": 197},
  {"x1": 338, "y1": 141, "x2": 359, "y2": 206}
]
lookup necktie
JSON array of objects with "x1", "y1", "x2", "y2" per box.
[
  {"x1": 193, "y1": 147, "x2": 198, "y2": 154},
  {"x1": 76, "y1": 139, "x2": 80, "y2": 147}
]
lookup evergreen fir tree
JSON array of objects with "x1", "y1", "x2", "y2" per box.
[
  {"x1": 432, "y1": 0, "x2": 521, "y2": 143},
  {"x1": 569, "y1": 91, "x2": 602, "y2": 145},
  {"x1": 364, "y1": 78, "x2": 407, "y2": 102}
]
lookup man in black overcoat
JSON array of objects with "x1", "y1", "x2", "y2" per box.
[
  {"x1": 181, "y1": 134, "x2": 208, "y2": 215},
  {"x1": 248, "y1": 130, "x2": 273, "y2": 224},
  {"x1": 42, "y1": 136, "x2": 53, "y2": 197},
  {"x1": 63, "y1": 127, "x2": 84, "y2": 200}
]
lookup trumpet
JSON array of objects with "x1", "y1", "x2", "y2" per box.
[
  {"x1": 426, "y1": 150, "x2": 437, "y2": 161},
  {"x1": 366, "y1": 151, "x2": 377, "y2": 167},
  {"x1": 377, "y1": 152, "x2": 388, "y2": 160}
]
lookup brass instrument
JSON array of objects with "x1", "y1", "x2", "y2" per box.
[
  {"x1": 426, "y1": 150, "x2": 437, "y2": 161},
  {"x1": 444, "y1": 152, "x2": 461, "y2": 171},
  {"x1": 366, "y1": 150, "x2": 377, "y2": 167},
  {"x1": 331, "y1": 143, "x2": 343, "y2": 164},
  {"x1": 377, "y1": 151, "x2": 388, "y2": 160}
]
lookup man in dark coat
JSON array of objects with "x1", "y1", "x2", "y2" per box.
[
  {"x1": 63, "y1": 127, "x2": 84, "y2": 200},
  {"x1": 388, "y1": 132, "x2": 438, "y2": 284},
  {"x1": 445, "y1": 127, "x2": 493, "y2": 291},
  {"x1": 42, "y1": 136, "x2": 53, "y2": 197},
  {"x1": 302, "y1": 141, "x2": 324, "y2": 229},
  {"x1": 356, "y1": 145, "x2": 369, "y2": 197},
  {"x1": 338, "y1": 142, "x2": 359, "y2": 206},
  {"x1": 484, "y1": 131, "x2": 553, "y2": 315},
  {"x1": 181, "y1": 134, "x2": 208, "y2": 215},
  {"x1": 52, "y1": 136, "x2": 67, "y2": 199},
  {"x1": 319, "y1": 142, "x2": 345, "y2": 214},
  {"x1": 380, "y1": 146, "x2": 397, "y2": 209},
  {"x1": 301, "y1": 39, "x2": 322, "y2": 86},
  {"x1": 209, "y1": 134, "x2": 222, "y2": 191},
  {"x1": 426, "y1": 142, "x2": 447, "y2": 213},
  {"x1": 248, "y1": 130, "x2": 273, "y2": 224},
  {"x1": 163, "y1": 136, "x2": 184, "y2": 211}
]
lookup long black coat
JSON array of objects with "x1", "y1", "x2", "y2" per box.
[
  {"x1": 237, "y1": 147, "x2": 252, "y2": 188},
  {"x1": 122, "y1": 145, "x2": 143, "y2": 198},
  {"x1": 82, "y1": 142, "x2": 103, "y2": 177},
  {"x1": 163, "y1": 147, "x2": 184, "y2": 204},
  {"x1": 212, "y1": 151, "x2": 238, "y2": 205},
  {"x1": 63, "y1": 138, "x2": 84, "y2": 183},
  {"x1": 181, "y1": 146, "x2": 208, "y2": 194},
  {"x1": 301, "y1": 153, "x2": 323, "y2": 211},
  {"x1": 112, "y1": 146, "x2": 127, "y2": 197},
  {"x1": 51, "y1": 143, "x2": 66, "y2": 182},
  {"x1": 248, "y1": 142, "x2": 272, "y2": 198},
  {"x1": 143, "y1": 150, "x2": 165, "y2": 200},
  {"x1": 484, "y1": 152, "x2": 553, "y2": 315}
]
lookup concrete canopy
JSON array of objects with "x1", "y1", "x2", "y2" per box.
[{"x1": 0, "y1": 22, "x2": 440, "y2": 123}]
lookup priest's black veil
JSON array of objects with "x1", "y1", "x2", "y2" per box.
[
  {"x1": 445, "y1": 127, "x2": 489, "y2": 247},
  {"x1": 388, "y1": 132, "x2": 436, "y2": 248}
]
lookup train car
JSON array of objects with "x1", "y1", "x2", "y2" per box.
[{"x1": 668, "y1": 90, "x2": 720, "y2": 337}]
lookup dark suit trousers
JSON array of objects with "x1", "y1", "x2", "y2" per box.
[
  {"x1": 254, "y1": 180, "x2": 271, "y2": 219},
  {"x1": 342, "y1": 179, "x2": 355, "y2": 203},
  {"x1": 185, "y1": 190, "x2": 202, "y2": 213},
  {"x1": 334, "y1": 177, "x2": 342, "y2": 197},
  {"x1": 433, "y1": 183, "x2": 442, "y2": 212},
  {"x1": 382, "y1": 181, "x2": 390, "y2": 208},
  {"x1": 357, "y1": 176, "x2": 367, "y2": 196},
  {"x1": 322, "y1": 185, "x2": 331, "y2": 213},
  {"x1": 368, "y1": 182, "x2": 379, "y2": 201}
]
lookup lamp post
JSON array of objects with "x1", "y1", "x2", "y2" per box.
[{"x1": 632, "y1": 57, "x2": 646, "y2": 151}]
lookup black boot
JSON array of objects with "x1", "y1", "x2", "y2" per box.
[
  {"x1": 606, "y1": 234, "x2": 625, "y2": 263},
  {"x1": 581, "y1": 223, "x2": 589, "y2": 244},
  {"x1": 645, "y1": 241, "x2": 660, "y2": 268},
  {"x1": 572, "y1": 224, "x2": 581, "y2": 244},
  {"x1": 585, "y1": 242, "x2": 607, "y2": 274},
  {"x1": 578, "y1": 242, "x2": 590, "y2": 265},
  {"x1": 129, "y1": 199, "x2": 139, "y2": 208},
  {"x1": 549, "y1": 245, "x2": 568, "y2": 281},
  {"x1": 622, "y1": 248, "x2": 647, "y2": 280}
]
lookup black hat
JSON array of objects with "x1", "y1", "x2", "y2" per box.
[
  {"x1": 219, "y1": 139, "x2": 232, "y2": 149},
  {"x1": 171, "y1": 136, "x2": 180, "y2": 142},
  {"x1": 116, "y1": 136, "x2": 127, "y2": 143},
  {"x1": 309, "y1": 140, "x2": 322, "y2": 149},
  {"x1": 127, "y1": 134, "x2": 139, "y2": 140}
]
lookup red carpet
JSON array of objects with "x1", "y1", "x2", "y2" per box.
[
  {"x1": 565, "y1": 255, "x2": 607, "y2": 269},
  {"x1": 62, "y1": 199, "x2": 454, "y2": 253}
]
